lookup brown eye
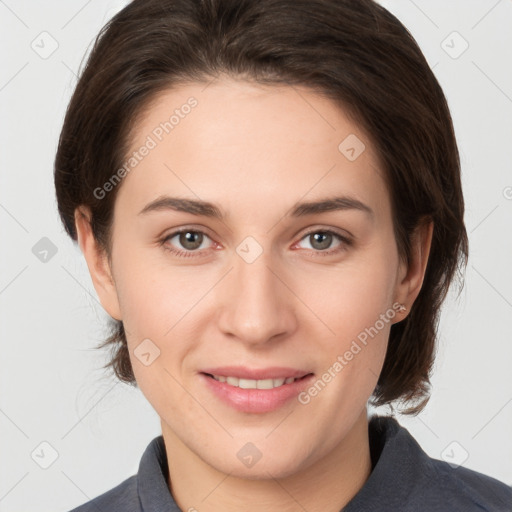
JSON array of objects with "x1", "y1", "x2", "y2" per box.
[
  {"x1": 308, "y1": 232, "x2": 334, "y2": 251},
  {"x1": 176, "y1": 231, "x2": 204, "y2": 250},
  {"x1": 296, "y1": 229, "x2": 352, "y2": 256},
  {"x1": 161, "y1": 229, "x2": 213, "y2": 258}
]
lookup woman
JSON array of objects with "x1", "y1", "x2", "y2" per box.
[{"x1": 54, "y1": 0, "x2": 512, "y2": 510}]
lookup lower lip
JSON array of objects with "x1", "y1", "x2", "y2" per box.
[{"x1": 200, "y1": 373, "x2": 315, "y2": 413}]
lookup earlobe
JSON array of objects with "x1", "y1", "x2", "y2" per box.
[
  {"x1": 74, "y1": 206, "x2": 122, "y2": 321},
  {"x1": 395, "y1": 218, "x2": 434, "y2": 317}
]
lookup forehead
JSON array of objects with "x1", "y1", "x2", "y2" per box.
[{"x1": 116, "y1": 78, "x2": 389, "y2": 222}]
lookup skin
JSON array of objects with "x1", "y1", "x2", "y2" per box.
[{"x1": 75, "y1": 77, "x2": 433, "y2": 512}]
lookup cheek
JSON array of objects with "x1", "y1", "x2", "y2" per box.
[
  {"x1": 112, "y1": 246, "x2": 215, "y2": 391},
  {"x1": 311, "y1": 305, "x2": 391, "y2": 419},
  {"x1": 114, "y1": 225, "x2": 397, "y2": 364},
  {"x1": 112, "y1": 244, "x2": 203, "y2": 338},
  {"x1": 315, "y1": 243, "x2": 398, "y2": 341},
  {"x1": 308, "y1": 242, "x2": 397, "y2": 399}
]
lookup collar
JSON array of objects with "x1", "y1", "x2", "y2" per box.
[
  {"x1": 342, "y1": 414, "x2": 434, "y2": 511},
  {"x1": 137, "y1": 431, "x2": 180, "y2": 511},
  {"x1": 135, "y1": 415, "x2": 433, "y2": 511}
]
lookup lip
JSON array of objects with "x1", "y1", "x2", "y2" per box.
[
  {"x1": 199, "y1": 370, "x2": 315, "y2": 414},
  {"x1": 200, "y1": 366, "x2": 311, "y2": 380}
]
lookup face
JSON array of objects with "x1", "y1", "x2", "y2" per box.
[{"x1": 79, "y1": 77, "x2": 425, "y2": 480}]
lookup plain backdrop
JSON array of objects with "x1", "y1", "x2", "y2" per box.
[{"x1": 0, "y1": 0, "x2": 511, "y2": 510}]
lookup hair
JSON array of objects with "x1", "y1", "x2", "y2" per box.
[{"x1": 54, "y1": 0, "x2": 468, "y2": 415}]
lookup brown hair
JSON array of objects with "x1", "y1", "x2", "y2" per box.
[{"x1": 54, "y1": 0, "x2": 468, "y2": 414}]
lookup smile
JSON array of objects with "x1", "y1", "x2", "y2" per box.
[
  {"x1": 207, "y1": 374, "x2": 302, "y2": 389},
  {"x1": 201, "y1": 372, "x2": 315, "y2": 413}
]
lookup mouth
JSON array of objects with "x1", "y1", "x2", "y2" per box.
[
  {"x1": 201, "y1": 372, "x2": 313, "y2": 390},
  {"x1": 199, "y1": 370, "x2": 316, "y2": 413}
]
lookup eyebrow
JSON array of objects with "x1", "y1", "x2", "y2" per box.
[{"x1": 138, "y1": 195, "x2": 374, "y2": 220}]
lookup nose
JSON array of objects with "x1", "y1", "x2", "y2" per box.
[{"x1": 216, "y1": 246, "x2": 298, "y2": 347}]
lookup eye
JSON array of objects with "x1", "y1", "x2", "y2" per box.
[
  {"x1": 160, "y1": 227, "x2": 352, "y2": 259},
  {"x1": 294, "y1": 229, "x2": 352, "y2": 256},
  {"x1": 160, "y1": 228, "x2": 214, "y2": 258}
]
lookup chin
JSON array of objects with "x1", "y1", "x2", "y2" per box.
[{"x1": 206, "y1": 443, "x2": 313, "y2": 481}]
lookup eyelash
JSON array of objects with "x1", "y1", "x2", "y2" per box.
[{"x1": 159, "y1": 227, "x2": 353, "y2": 259}]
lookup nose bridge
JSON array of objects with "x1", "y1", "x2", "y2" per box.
[{"x1": 218, "y1": 237, "x2": 294, "y2": 344}]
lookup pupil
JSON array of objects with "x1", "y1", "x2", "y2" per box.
[
  {"x1": 312, "y1": 232, "x2": 331, "y2": 250},
  {"x1": 181, "y1": 231, "x2": 202, "y2": 250}
]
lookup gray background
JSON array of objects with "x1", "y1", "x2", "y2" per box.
[{"x1": 0, "y1": 0, "x2": 511, "y2": 510}]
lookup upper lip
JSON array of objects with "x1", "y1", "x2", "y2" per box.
[{"x1": 201, "y1": 366, "x2": 312, "y2": 380}]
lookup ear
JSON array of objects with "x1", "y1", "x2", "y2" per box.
[
  {"x1": 394, "y1": 218, "x2": 434, "y2": 320},
  {"x1": 74, "y1": 206, "x2": 122, "y2": 321}
]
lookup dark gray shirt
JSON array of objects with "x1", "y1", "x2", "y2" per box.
[{"x1": 68, "y1": 415, "x2": 512, "y2": 511}]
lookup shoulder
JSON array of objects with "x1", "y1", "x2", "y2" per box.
[
  {"x1": 423, "y1": 456, "x2": 512, "y2": 511},
  {"x1": 65, "y1": 434, "x2": 171, "y2": 511},
  {"x1": 362, "y1": 415, "x2": 512, "y2": 512},
  {"x1": 66, "y1": 475, "x2": 140, "y2": 512}
]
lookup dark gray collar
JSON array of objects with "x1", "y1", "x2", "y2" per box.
[{"x1": 133, "y1": 415, "x2": 512, "y2": 511}]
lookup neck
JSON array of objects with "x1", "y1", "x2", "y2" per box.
[{"x1": 161, "y1": 408, "x2": 372, "y2": 512}]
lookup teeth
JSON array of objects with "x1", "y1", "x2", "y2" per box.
[
  {"x1": 226, "y1": 376, "x2": 238, "y2": 386},
  {"x1": 211, "y1": 375, "x2": 299, "y2": 389},
  {"x1": 241, "y1": 379, "x2": 259, "y2": 389},
  {"x1": 256, "y1": 378, "x2": 275, "y2": 389}
]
